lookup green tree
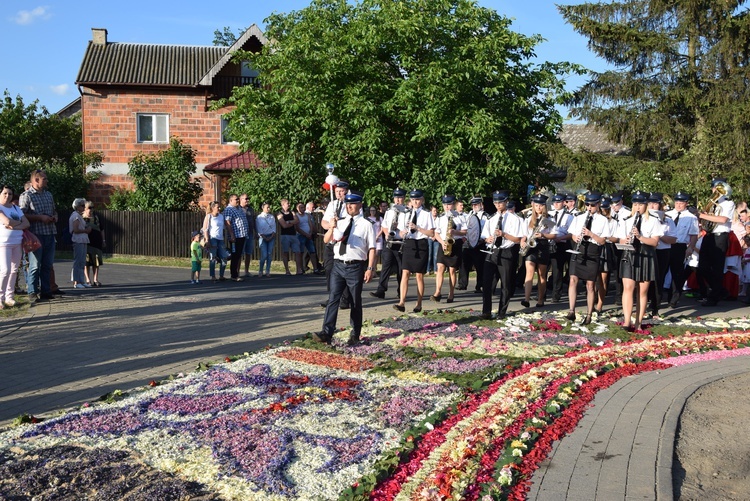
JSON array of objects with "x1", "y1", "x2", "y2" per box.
[
  {"x1": 0, "y1": 90, "x2": 101, "y2": 207},
  {"x1": 559, "y1": 1, "x2": 750, "y2": 201},
  {"x1": 123, "y1": 137, "x2": 203, "y2": 211},
  {"x1": 222, "y1": 0, "x2": 581, "y2": 207},
  {"x1": 212, "y1": 26, "x2": 247, "y2": 47}
]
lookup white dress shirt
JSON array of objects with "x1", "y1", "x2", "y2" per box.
[
  {"x1": 481, "y1": 211, "x2": 524, "y2": 249},
  {"x1": 665, "y1": 209, "x2": 700, "y2": 244},
  {"x1": 568, "y1": 212, "x2": 612, "y2": 245},
  {"x1": 332, "y1": 214, "x2": 376, "y2": 261},
  {"x1": 398, "y1": 207, "x2": 435, "y2": 240}
]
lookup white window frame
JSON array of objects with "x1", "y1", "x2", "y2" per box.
[
  {"x1": 137, "y1": 113, "x2": 169, "y2": 143},
  {"x1": 221, "y1": 115, "x2": 238, "y2": 144}
]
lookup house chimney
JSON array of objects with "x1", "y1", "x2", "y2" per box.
[{"x1": 92, "y1": 28, "x2": 108, "y2": 45}]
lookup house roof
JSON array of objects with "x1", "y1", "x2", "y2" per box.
[
  {"x1": 203, "y1": 151, "x2": 265, "y2": 173},
  {"x1": 559, "y1": 123, "x2": 630, "y2": 155},
  {"x1": 76, "y1": 24, "x2": 267, "y2": 87}
]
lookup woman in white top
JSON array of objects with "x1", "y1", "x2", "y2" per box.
[
  {"x1": 0, "y1": 185, "x2": 30, "y2": 308},
  {"x1": 256, "y1": 202, "x2": 277, "y2": 277},
  {"x1": 69, "y1": 198, "x2": 92, "y2": 289},
  {"x1": 394, "y1": 190, "x2": 435, "y2": 313},
  {"x1": 520, "y1": 195, "x2": 555, "y2": 308},
  {"x1": 202, "y1": 201, "x2": 235, "y2": 282},
  {"x1": 616, "y1": 191, "x2": 664, "y2": 331}
]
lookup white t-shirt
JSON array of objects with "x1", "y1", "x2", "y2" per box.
[{"x1": 0, "y1": 204, "x2": 24, "y2": 246}]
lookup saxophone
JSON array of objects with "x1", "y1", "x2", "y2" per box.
[
  {"x1": 519, "y1": 216, "x2": 550, "y2": 257},
  {"x1": 386, "y1": 204, "x2": 405, "y2": 249},
  {"x1": 444, "y1": 213, "x2": 455, "y2": 256}
]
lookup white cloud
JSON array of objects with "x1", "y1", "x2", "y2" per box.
[
  {"x1": 12, "y1": 6, "x2": 51, "y2": 26},
  {"x1": 50, "y1": 84, "x2": 69, "y2": 95}
]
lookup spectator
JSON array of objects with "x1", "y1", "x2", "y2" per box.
[
  {"x1": 256, "y1": 202, "x2": 277, "y2": 277},
  {"x1": 278, "y1": 198, "x2": 302, "y2": 275},
  {"x1": 240, "y1": 194, "x2": 256, "y2": 278},
  {"x1": 0, "y1": 185, "x2": 30, "y2": 308},
  {"x1": 69, "y1": 198, "x2": 92, "y2": 289},
  {"x1": 19, "y1": 170, "x2": 58, "y2": 302},
  {"x1": 190, "y1": 230, "x2": 203, "y2": 284},
  {"x1": 83, "y1": 201, "x2": 105, "y2": 287},
  {"x1": 202, "y1": 201, "x2": 234, "y2": 282},
  {"x1": 296, "y1": 201, "x2": 324, "y2": 275},
  {"x1": 223, "y1": 194, "x2": 249, "y2": 282}
]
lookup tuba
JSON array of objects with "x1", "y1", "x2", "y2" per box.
[
  {"x1": 444, "y1": 213, "x2": 456, "y2": 257},
  {"x1": 700, "y1": 183, "x2": 726, "y2": 232}
]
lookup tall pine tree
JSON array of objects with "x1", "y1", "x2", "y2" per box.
[{"x1": 559, "y1": 1, "x2": 750, "y2": 198}]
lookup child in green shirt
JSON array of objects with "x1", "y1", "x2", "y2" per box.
[{"x1": 191, "y1": 230, "x2": 203, "y2": 283}]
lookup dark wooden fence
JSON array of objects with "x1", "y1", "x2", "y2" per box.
[{"x1": 56, "y1": 210, "x2": 325, "y2": 260}]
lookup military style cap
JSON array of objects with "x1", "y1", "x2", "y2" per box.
[
  {"x1": 409, "y1": 189, "x2": 424, "y2": 199},
  {"x1": 674, "y1": 191, "x2": 690, "y2": 202},
  {"x1": 611, "y1": 192, "x2": 623, "y2": 203},
  {"x1": 470, "y1": 195, "x2": 483, "y2": 205},
  {"x1": 551, "y1": 194, "x2": 564, "y2": 202},
  {"x1": 344, "y1": 192, "x2": 363, "y2": 203},
  {"x1": 441, "y1": 194, "x2": 456, "y2": 204},
  {"x1": 600, "y1": 197, "x2": 612, "y2": 209},
  {"x1": 393, "y1": 187, "x2": 407, "y2": 197},
  {"x1": 530, "y1": 194, "x2": 548, "y2": 204},
  {"x1": 584, "y1": 192, "x2": 602, "y2": 204},
  {"x1": 631, "y1": 190, "x2": 648, "y2": 203},
  {"x1": 564, "y1": 193, "x2": 576, "y2": 202},
  {"x1": 492, "y1": 190, "x2": 510, "y2": 202},
  {"x1": 648, "y1": 192, "x2": 663, "y2": 203},
  {"x1": 336, "y1": 180, "x2": 350, "y2": 189}
]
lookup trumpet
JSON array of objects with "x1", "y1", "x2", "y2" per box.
[
  {"x1": 700, "y1": 183, "x2": 726, "y2": 232},
  {"x1": 567, "y1": 213, "x2": 592, "y2": 255}
]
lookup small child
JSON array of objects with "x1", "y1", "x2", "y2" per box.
[
  {"x1": 190, "y1": 230, "x2": 203, "y2": 284},
  {"x1": 741, "y1": 235, "x2": 750, "y2": 297}
]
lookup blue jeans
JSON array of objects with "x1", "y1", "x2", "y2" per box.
[
  {"x1": 72, "y1": 243, "x2": 87, "y2": 284},
  {"x1": 427, "y1": 239, "x2": 439, "y2": 273},
  {"x1": 209, "y1": 238, "x2": 229, "y2": 278},
  {"x1": 259, "y1": 237, "x2": 275, "y2": 275},
  {"x1": 27, "y1": 234, "x2": 56, "y2": 295}
]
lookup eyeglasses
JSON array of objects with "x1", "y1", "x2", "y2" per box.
[{"x1": 585, "y1": 202, "x2": 599, "y2": 206}]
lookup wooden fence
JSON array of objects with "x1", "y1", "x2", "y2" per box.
[{"x1": 56, "y1": 210, "x2": 326, "y2": 260}]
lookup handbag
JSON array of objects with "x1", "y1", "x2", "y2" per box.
[{"x1": 22, "y1": 229, "x2": 42, "y2": 253}]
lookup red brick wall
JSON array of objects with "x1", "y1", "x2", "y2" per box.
[{"x1": 81, "y1": 86, "x2": 239, "y2": 206}]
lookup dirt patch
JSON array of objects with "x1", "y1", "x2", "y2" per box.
[{"x1": 673, "y1": 372, "x2": 750, "y2": 500}]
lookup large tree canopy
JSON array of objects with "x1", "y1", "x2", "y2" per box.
[
  {"x1": 224, "y1": 0, "x2": 580, "y2": 206},
  {"x1": 559, "y1": 0, "x2": 750, "y2": 199}
]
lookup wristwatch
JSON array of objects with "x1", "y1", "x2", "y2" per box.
[{"x1": 366, "y1": 266, "x2": 374, "y2": 271}]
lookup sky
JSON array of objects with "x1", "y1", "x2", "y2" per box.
[{"x1": 0, "y1": 1, "x2": 606, "y2": 118}]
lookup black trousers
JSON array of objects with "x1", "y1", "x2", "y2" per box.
[
  {"x1": 229, "y1": 237, "x2": 246, "y2": 279},
  {"x1": 549, "y1": 241, "x2": 570, "y2": 300},
  {"x1": 321, "y1": 260, "x2": 365, "y2": 339},
  {"x1": 648, "y1": 247, "x2": 671, "y2": 312},
  {"x1": 375, "y1": 245, "x2": 402, "y2": 295},
  {"x1": 324, "y1": 245, "x2": 352, "y2": 306},
  {"x1": 668, "y1": 243, "x2": 688, "y2": 302},
  {"x1": 459, "y1": 245, "x2": 484, "y2": 291},
  {"x1": 698, "y1": 232, "x2": 729, "y2": 301},
  {"x1": 482, "y1": 247, "x2": 518, "y2": 317}
]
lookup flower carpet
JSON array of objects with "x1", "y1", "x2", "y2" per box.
[{"x1": 2, "y1": 310, "x2": 750, "y2": 500}]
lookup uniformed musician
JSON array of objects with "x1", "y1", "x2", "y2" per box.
[
  {"x1": 314, "y1": 191, "x2": 377, "y2": 346},
  {"x1": 698, "y1": 178, "x2": 735, "y2": 307},
  {"x1": 480, "y1": 190, "x2": 524, "y2": 320},
  {"x1": 430, "y1": 195, "x2": 466, "y2": 303},
  {"x1": 458, "y1": 195, "x2": 488, "y2": 293},
  {"x1": 548, "y1": 193, "x2": 573, "y2": 303},
  {"x1": 647, "y1": 192, "x2": 676, "y2": 317},
  {"x1": 665, "y1": 191, "x2": 699, "y2": 307},
  {"x1": 610, "y1": 191, "x2": 632, "y2": 304},
  {"x1": 394, "y1": 189, "x2": 435, "y2": 313},
  {"x1": 520, "y1": 194, "x2": 555, "y2": 308},
  {"x1": 370, "y1": 187, "x2": 407, "y2": 300},
  {"x1": 615, "y1": 190, "x2": 663, "y2": 331},
  {"x1": 565, "y1": 192, "x2": 611, "y2": 325}
]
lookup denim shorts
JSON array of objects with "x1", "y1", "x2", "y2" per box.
[
  {"x1": 243, "y1": 236, "x2": 255, "y2": 255},
  {"x1": 281, "y1": 234, "x2": 301, "y2": 253}
]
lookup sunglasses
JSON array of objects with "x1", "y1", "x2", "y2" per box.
[{"x1": 585, "y1": 202, "x2": 599, "y2": 206}]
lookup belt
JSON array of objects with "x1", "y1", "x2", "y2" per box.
[{"x1": 336, "y1": 259, "x2": 366, "y2": 265}]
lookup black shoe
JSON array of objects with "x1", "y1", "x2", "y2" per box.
[
  {"x1": 479, "y1": 312, "x2": 492, "y2": 320},
  {"x1": 369, "y1": 291, "x2": 385, "y2": 299},
  {"x1": 430, "y1": 294, "x2": 442, "y2": 302},
  {"x1": 340, "y1": 303, "x2": 351, "y2": 310},
  {"x1": 320, "y1": 302, "x2": 328, "y2": 308},
  {"x1": 413, "y1": 305, "x2": 422, "y2": 313},
  {"x1": 393, "y1": 304, "x2": 405, "y2": 312},
  {"x1": 347, "y1": 334, "x2": 361, "y2": 346},
  {"x1": 566, "y1": 311, "x2": 576, "y2": 321},
  {"x1": 312, "y1": 332, "x2": 332, "y2": 344},
  {"x1": 474, "y1": 288, "x2": 482, "y2": 294},
  {"x1": 456, "y1": 286, "x2": 467, "y2": 291},
  {"x1": 40, "y1": 293, "x2": 55, "y2": 300},
  {"x1": 701, "y1": 299, "x2": 718, "y2": 307},
  {"x1": 52, "y1": 289, "x2": 66, "y2": 295},
  {"x1": 520, "y1": 300, "x2": 530, "y2": 308},
  {"x1": 551, "y1": 296, "x2": 561, "y2": 303},
  {"x1": 581, "y1": 315, "x2": 592, "y2": 325}
]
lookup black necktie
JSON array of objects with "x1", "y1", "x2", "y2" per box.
[
  {"x1": 338, "y1": 218, "x2": 353, "y2": 255},
  {"x1": 556, "y1": 210, "x2": 562, "y2": 226},
  {"x1": 674, "y1": 211, "x2": 681, "y2": 226},
  {"x1": 613, "y1": 211, "x2": 619, "y2": 221},
  {"x1": 410, "y1": 209, "x2": 418, "y2": 234}
]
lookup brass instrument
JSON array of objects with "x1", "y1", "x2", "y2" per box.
[
  {"x1": 519, "y1": 216, "x2": 552, "y2": 257},
  {"x1": 444, "y1": 212, "x2": 456, "y2": 257},
  {"x1": 575, "y1": 189, "x2": 589, "y2": 214},
  {"x1": 386, "y1": 204, "x2": 406, "y2": 247},
  {"x1": 567, "y1": 212, "x2": 592, "y2": 255},
  {"x1": 700, "y1": 183, "x2": 726, "y2": 232}
]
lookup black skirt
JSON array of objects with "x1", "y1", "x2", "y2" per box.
[
  {"x1": 569, "y1": 241, "x2": 601, "y2": 282},
  {"x1": 523, "y1": 239, "x2": 551, "y2": 266},
  {"x1": 402, "y1": 239, "x2": 429, "y2": 273},
  {"x1": 598, "y1": 242, "x2": 618, "y2": 273},
  {"x1": 437, "y1": 239, "x2": 463, "y2": 268},
  {"x1": 619, "y1": 245, "x2": 657, "y2": 282}
]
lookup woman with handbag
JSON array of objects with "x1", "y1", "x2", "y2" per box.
[{"x1": 0, "y1": 185, "x2": 30, "y2": 308}]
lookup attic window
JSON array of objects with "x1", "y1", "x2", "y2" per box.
[{"x1": 137, "y1": 113, "x2": 169, "y2": 143}]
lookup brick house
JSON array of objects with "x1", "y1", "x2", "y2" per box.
[{"x1": 75, "y1": 25, "x2": 267, "y2": 207}]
